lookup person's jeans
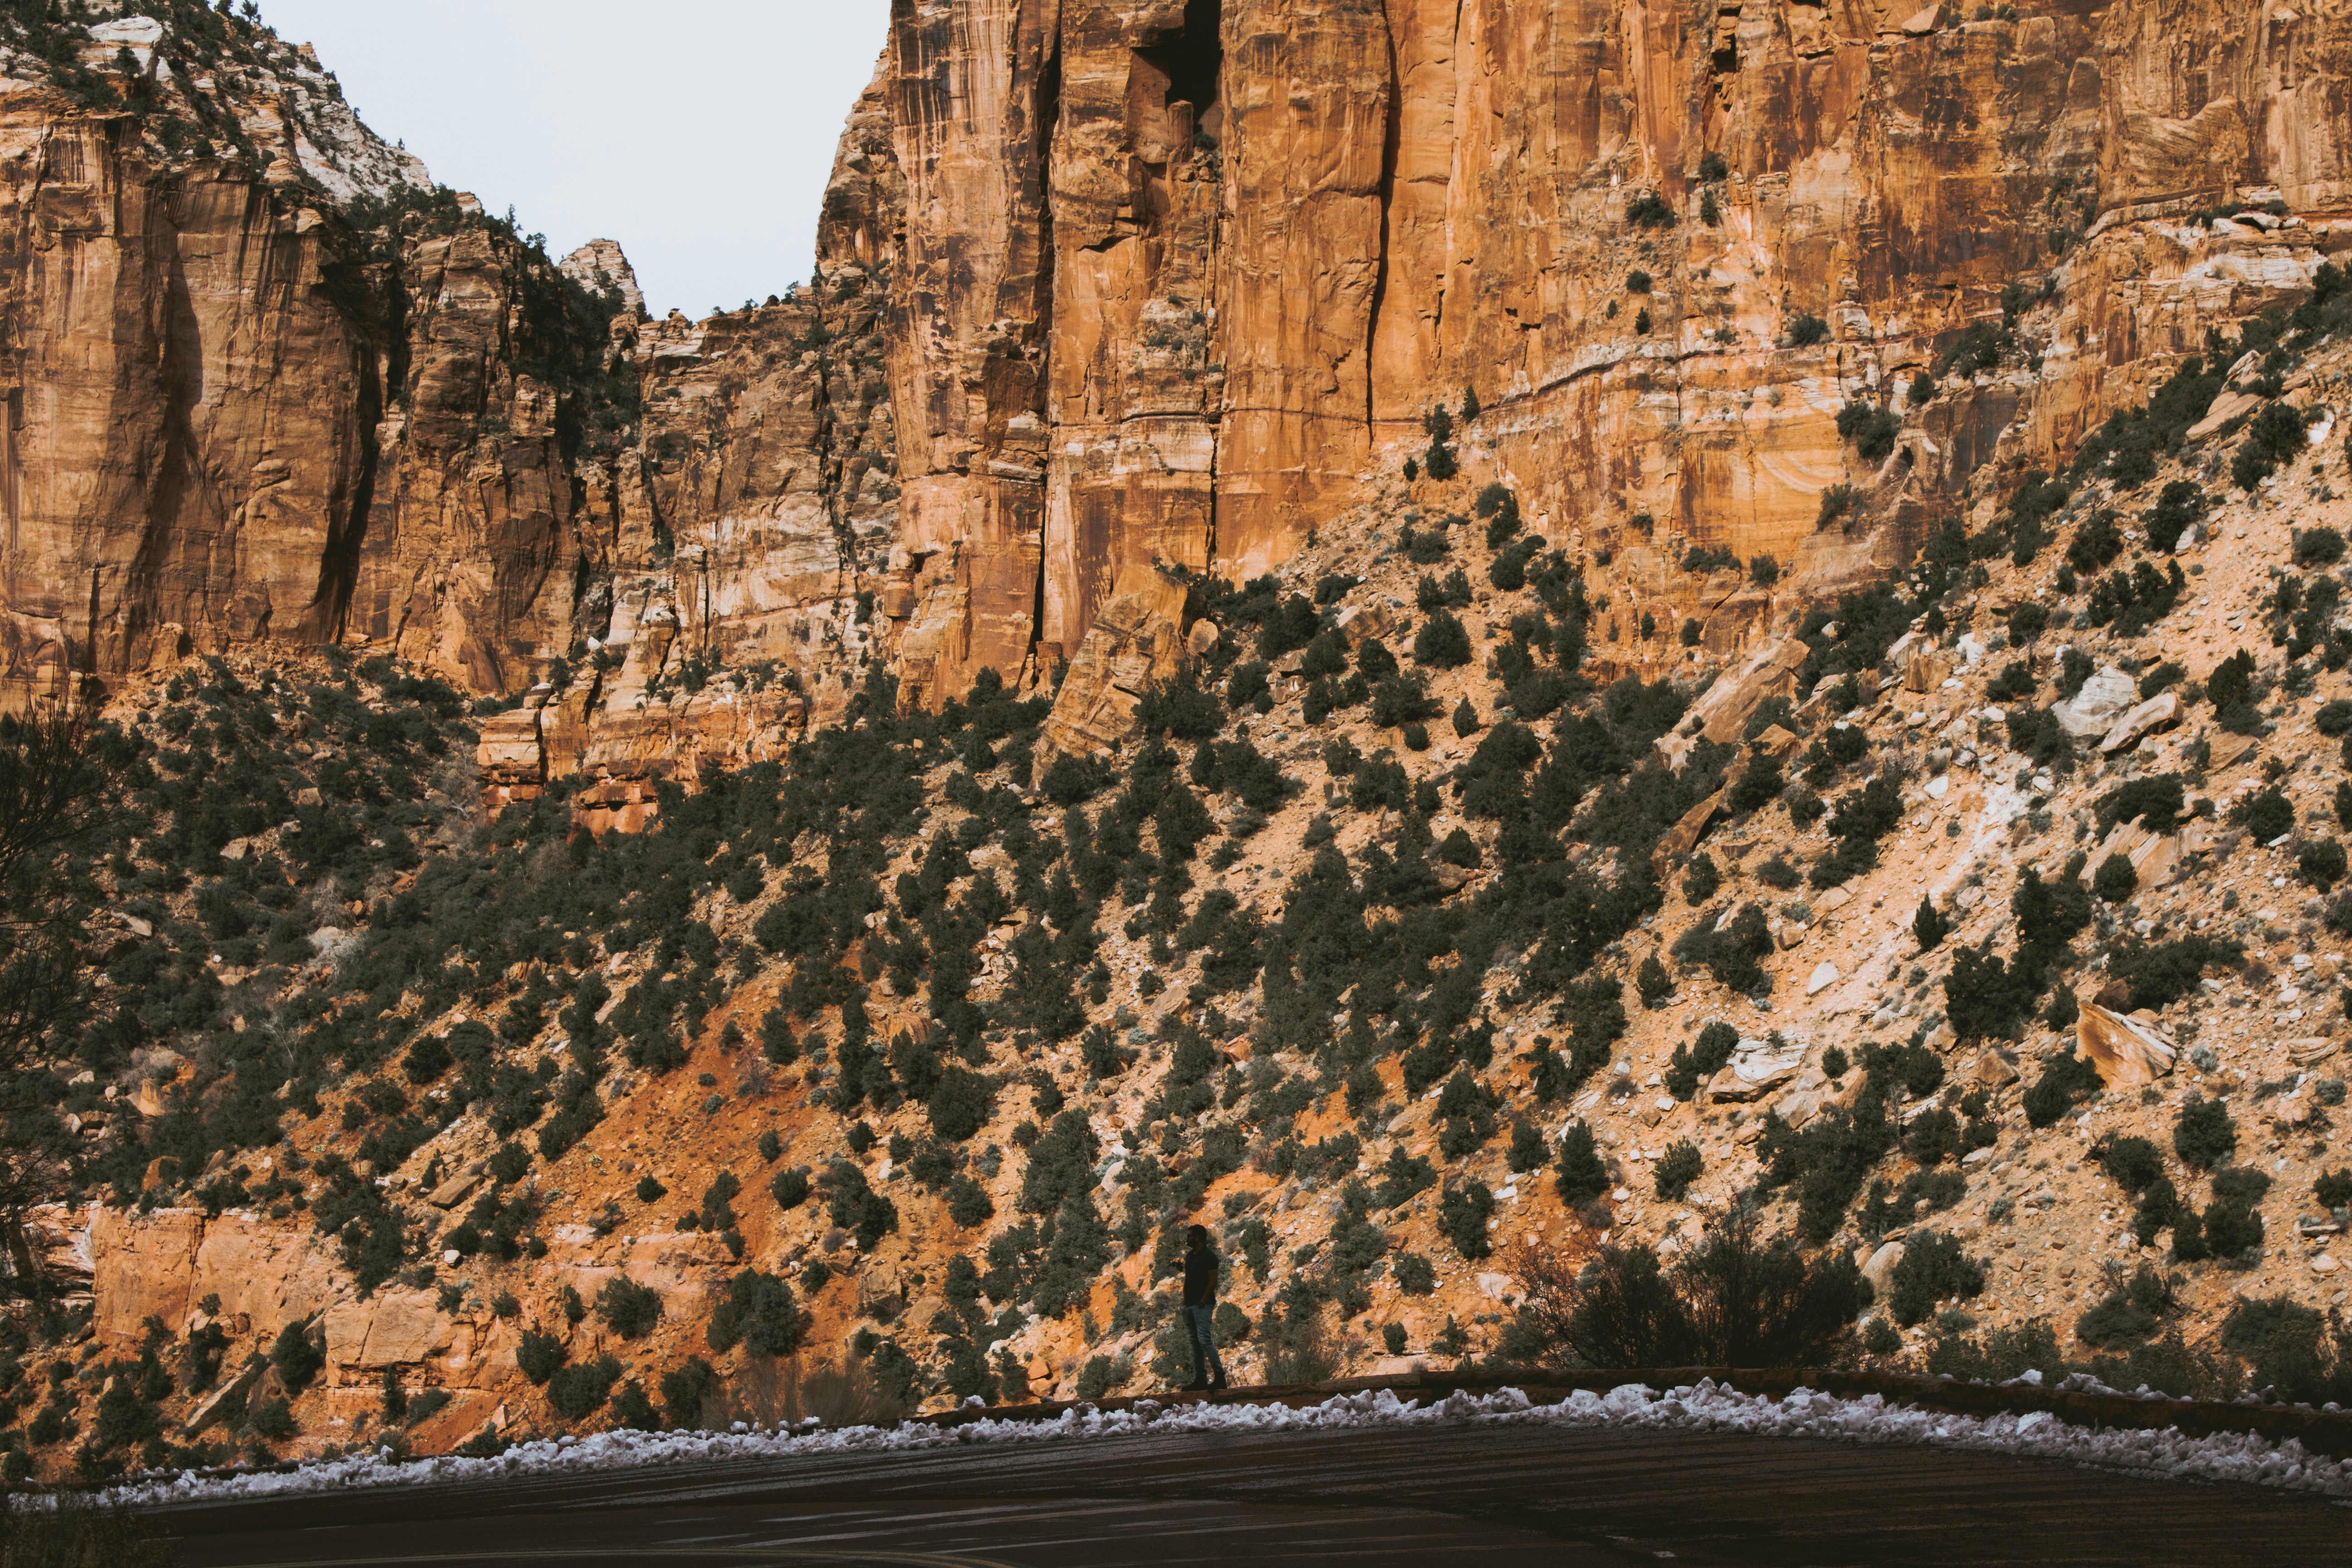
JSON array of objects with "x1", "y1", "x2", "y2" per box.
[{"x1": 1183, "y1": 1303, "x2": 1224, "y2": 1385}]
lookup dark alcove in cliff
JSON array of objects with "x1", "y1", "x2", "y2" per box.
[{"x1": 1140, "y1": 0, "x2": 1223, "y2": 144}]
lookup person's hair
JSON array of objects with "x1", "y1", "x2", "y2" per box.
[{"x1": 1186, "y1": 1225, "x2": 1209, "y2": 1248}]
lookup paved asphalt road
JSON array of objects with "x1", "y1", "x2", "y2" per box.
[{"x1": 151, "y1": 1420, "x2": 2347, "y2": 1568}]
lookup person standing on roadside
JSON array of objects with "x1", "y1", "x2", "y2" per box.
[{"x1": 1181, "y1": 1223, "x2": 1227, "y2": 1392}]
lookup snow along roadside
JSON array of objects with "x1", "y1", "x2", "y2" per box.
[{"x1": 118, "y1": 1379, "x2": 2352, "y2": 1508}]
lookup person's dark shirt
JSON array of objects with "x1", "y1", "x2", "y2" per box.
[{"x1": 1182, "y1": 1244, "x2": 1219, "y2": 1307}]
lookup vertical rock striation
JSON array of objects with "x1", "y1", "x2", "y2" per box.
[{"x1": 869, "y1": 0, "x2": 2352, "y2": 685}]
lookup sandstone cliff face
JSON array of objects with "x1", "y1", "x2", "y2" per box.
[
  {"x1": 339, "y1": 216, "x2": 630, "y2": 696},
  {"x1": 0, "y1": 108, "x2": 373, "y2": 704},
  {"x1": 474, "y1": 274, "x2": 903, "y2": 827},
  {"x1": 873, "y1": 0, "x2": 2352, "y2": 684},
  {"x1": 473, "y1": 76, "x2": 913, "y2": 818},
  {"x1": 0, "y1": 7, "x2": 626, "y2": 715},
  {"x1": 7, "y1": 2, "x2": 2346, "y2": 737}
]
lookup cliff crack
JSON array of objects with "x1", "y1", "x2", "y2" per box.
[{"x1": 1365, "y1": 0, "x2": 1401, "y2": 434}]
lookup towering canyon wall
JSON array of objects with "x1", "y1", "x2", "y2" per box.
[
  {"x1": 0, "y1": 4, "x2": 908, "y2": 755},
  {"x1": 0, "y1": 8, "x2": 625, "y2": 713},
  {"x1": 878, "y1": 0, "x2": 2352, "y2": 677},
  {"x1": 3, "y1": 0, "x2": 2347, "y2": 735}
]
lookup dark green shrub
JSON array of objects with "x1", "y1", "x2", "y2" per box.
[
  {"x1": 1670, "y1": 903, "x2": 1773, "y2": 994},
  {"x1": 610, "y1": 1380, "x2": 662, "y2": 1431},
  {"x1": 927, "y1": 1066, "x2": 996, "y2": 1141},
  {"x1": 1505, "y1": 1119, "x2": 1550, "y2": 1176},
  {"x1": 1725, "y1": 747, "x2": 1784, "y2": 813},
  {"x1": 2196, "y1": 1197, "x2": 2265, "y2": 1261},
  {"x1": 1673, "y1": 1212, "x2": 1872, "y2": 1364},
  {"x1": 2300, "y1": 526, "x2": 2349, "y2": 567},
  {"x1": 1636, "y1": 953, "x2": 1675, "y2": 1009},
  {"x1": 1944, "y1": 943, "x2": 2044, "y2": 1043},
  {"x1": 2231, "y1": 401, "x2": 2311, "y2": 491},
  {"x1": 2173, "y1": 1097, "x2": 2236, "y2": 1169},
  {"x1": 2103, "y1": 935, "x2": 2241, "y2": 1011},
  {"x1": 1039, "y1": 753, "x2": 1107, "y2": 806},
  {"x1": 1836, "y1": 400, "x2": 1901, "y2": 462},
  {"x1": 2234, "y1": 787, "x2": 2293, "y2": 843},
  {"x1": 1413, "y1": 610, "x2": 1472, "y2": 669},
  {"x1": 269, "y1": 1322, "x2": 323, "y2": 1395},
  {"x1": 547, "y1": 1354, "x2": 621, "y2": 1421},
  {"x1": 1369, "y1": 1143, "x2": 1438, "y2": 1209},
  {"x1": 2207, "y1": 648, "x2": 2261, "y2": 731},
  {"x1": 1664, "y1": 1021, "x2": 1739, "y2": 1102},
  {"x1": 1560, "y1": 1245, "x2": 1692, "y2": 1367},
  {"x1": 1554, "y1": 1122, "x2": 1608, "y2": 1206},
  {"x1": 487, "y1": 1142, "x2": 531, "y2": 1185},
  {"x1": 2211, "y1": 1166, "x2": 2272, "y2": 1208},
  {"x1": 2023, "y1": 1050, "x2": 2102, "y2": 1128},
  {"x1": 1137, "y1": 666, "x2": 1226, "y2": 740},
  {"x1": 2301, "y1": 838, "x2": 2349, "y2": 889},
  {"x1": 2075, "y1": 1264, "x2": 2177, "y2": 1348},
  {"x1": 379, "y1": 1365, "x2": 408, "y2": 1422},
  {"x1": 248, "y1": 1395, "x2": 297, "y2": 1441},
  {"x1": 597, "y1": 1277, "x2": 664, "y2": 1339},
  {"x1": 1788, "y1": 315, "x2": 1830, "y2": 347},
  {"x1": 2128, "y1": 1176, "x2": 2187, "y2": 1247},
  {"x1": 1554, "y1": 1213, "x2": 1869, "y2": 1368},
  {"x1": 947, "y1": 1173, "x2": 995, "y2": 1228},
  {"x1": 1913, "y1": 895, "x2": 1949, "y2": 951},
  {"x1": 2096, "y1": 1136, "x2": 2166, "y2": 1193},
  {"x1": 1626, "y1": 191, "x2": 1677, "y2": 229},
  {"x1": 707, "y1": 1269, "x2": 808, "y2": 1357},
  {"x1": 1654, "y1": 1141, "x2": 1702, "y2": 1200},
  {"x1": 2141, "y1": 480, "x2": 2203, "y2": 552},
  {"x1": 2216, "y1": 1296, "x2": 2352, "y2": 1403},
  {"x1": 516, "y1": 1327, "x2": 566, "y2": 1385},
  {"x1": 1438, "y1": 1181, "x2": 1495, "y2": 1259},
  {"x1": 1887, "y1": 1231, "x2": 1984, "y2": 1326},
  {"x1": 1392, "y1": 1250, "x2": 1436, "y2": 1295},
  {"x1": 1984, "y1": 660, "x2": 2035, "y2": 702},
  {"x1": 2088, "y1": 776, "x2": 2185, "y2": 838},
  {"x1": 1940, "y1": 319, "x2": 2016, "y2": 377},
  {"x1": 2092, "y1": 853, "x2": 2137, "y2": 902},
  {"x1": 1857, "y1": 1168, "x2": 1967, "y2": 1236},
  {"x1": 1815, "y1": 483, "x2": 1859, "y2": 530},
  {"x1": 400, "y1": 1034, "x2": 453, "y2": 1084},
  {"x1": 1759, "y1": 1083, "x2": 1902, "y2": 1244},
  {"x1": 1475, "y1": 483, "x2": 1523, "y2": 546},
  {"x1": 1901, "y1": 1109, "x2": 1961, "y2": 1167},
  {"x1": 1421, "y1": 430, "x2": 1458, "y2": 480},
  {"x1": 2067, "y1": 508, "x2": 2124, "y2": 573}
]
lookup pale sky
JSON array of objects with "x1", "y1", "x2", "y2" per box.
[{"x1": 257, "y1": 0, "x2": 893, "y2": 318}]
